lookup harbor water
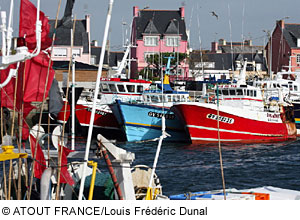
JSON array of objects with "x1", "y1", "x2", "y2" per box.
[
  {"x1": 88, "y1": 137, "x2": 300, "y2": 197},
  {"x1": 1, "y1": 136, "x2": 299, "y2": 198}
]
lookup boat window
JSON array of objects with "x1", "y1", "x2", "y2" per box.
[
  {"x1": 101, "y1": 83, "x2": 109, "y2": 92},
  {"x1": 249, "y1": 90, "x2": 253, "y2": 96},
  {"x1": 126, "y1": 85, "x2": 135, "y2": 93},
  {"x1": 167, "y1": 95, "x2": 172, "y2": 102},
  {"x1": 137, "y1": 85, "x2": 144, "y2": 93},
  {"x1": 294, "y1": 85, "x2": 298, "y2": 91},
  {"x1": 117, "y1": 84, "x2": 126, "y2": 92},
  {"x1": 222, "y1": 89, "x2": 229, "y2": 96},
  {"x1": 109, "y1": 84, "x2": 117, "y2": 92},
  {"x1": 282, "y1": 84, "x2": 288, "y2": 88},
  {"x1": 229, "y1": 89, "x2": 236, "y2": 95},
  {"x1": 145, "y1": 95, "x2": 150, "y2": 102},
  {"x1": 215, "y1": 89, "x2": 221, "y2": 96},
  {"x1": 254, "y1": 90, "x2": 257, "y2": 97},
  {"x1": 289, "y1": 85, "x2": 293, "y2": 91},
  {"x1": 246, "y1": 90, "x2": 249, "y2": 96},
  {"x1": 272, "y1": 83, "x2": 276, "y2": 88},
  {"x1": 173, "y1": 95, "x2": 180, "y2": 102},
  {"x1": 151, "y1": 95, "x2": 159, "y2": 103},
  {"x1": 236, "y1": 89, "x2": 243, "y2": 95}
]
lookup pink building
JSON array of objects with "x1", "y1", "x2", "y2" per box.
[{"x1": 130, "y1": 6, "x2": 189, "y2": 79}]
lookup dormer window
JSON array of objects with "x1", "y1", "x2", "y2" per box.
[
  {"x1": 166, "y1": 36, "x2": 180, "y2": 47},
  {"x1": 144, "y1": 36, "x2": 159, "y2": 46}
]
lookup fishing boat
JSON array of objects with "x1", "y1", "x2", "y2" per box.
[
  {"x1": 172, "y1": 59, "x2": 297, "y2": 144},
  {"x1": 56, "y1": 77, "x2": 151, "y2": 132},
  {"x1": 110, "y1": 57, "x2": 190, "y2": 142},
  {"x1": 252, "y1": 56, "x2": 300, "y2": 135},
  {"x1": 0, "y1": 0, "x2": 167, "y2": 201}
]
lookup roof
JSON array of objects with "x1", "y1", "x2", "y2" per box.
[
  {"x1": 190, "y1": 52, "x2": 267, "y2": 71},
  {"x1": 52, "y1": 61, "x2": 100, "y2": 70},
  {"x1": 219, "y1": 45, "x2": 264, "y2": 53},
  {"x1": 283, "y1": 24, "x2": 300, "y2": 48},
  {"x1": 134, "y1": 9, "x2": 187, "y2": 41},
  {"x1": 49, "y1": 19, "x2": 89, "y2": 53},
  {"x1": 91, "y1": 47, "x2": 124, "y2": 67}
]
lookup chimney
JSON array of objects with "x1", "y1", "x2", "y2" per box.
[
  {"x1": 180, "y1": 7, "x2": 185, "y2": 19},
  {"x1": 219, "y1": 38, "x2": 226, "y2": 46},
  {"x1": 244, "y1": 39, "x2": 253, "y2": 46},
  {"x1": 277, "y1": 19, "x2": 285, "y2": 29},
  {"x1": 211, "y1": 41, "x2": 219, "y2": 53},
  {"x1": 133, "y1": 6, "x2": 139, "y2": 17}
]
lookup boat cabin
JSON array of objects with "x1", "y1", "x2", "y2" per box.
[
  {"x1": 97, "y1": 78, "x2": 152, "y2": 103},
  {"x1": 142, "y1": 92, "x2": 190, "y2": 105},
  {"x1": 214, "y1": 84, "x2": 265, "y2": 111}
]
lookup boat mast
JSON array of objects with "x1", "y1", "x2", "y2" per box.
[{"x1": 78, "y1": 0, "x2": 114, "y2": 200}]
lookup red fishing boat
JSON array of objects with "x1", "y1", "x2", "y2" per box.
[
  {"x1": 57, "y1": 77, "x2": 151, "y2": 130},
  {"x1": 172, "y1": 60, "x2": 296, "y2": 144}
]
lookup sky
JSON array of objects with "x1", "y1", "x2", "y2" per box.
[{"x1": 0, "y1": 0, "x2": 300, "y2": 51}]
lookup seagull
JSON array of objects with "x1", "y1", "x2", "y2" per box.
[{"x1": 210, "y1": 11, "x2": 219, "y2": 20}]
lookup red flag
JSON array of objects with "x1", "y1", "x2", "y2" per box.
[
  {"x1": 0, "y1": 0, "x2": 55, "y2": 141},
  {"x1": 22, "y1": 52, "x2": 55, "y2": 102},
  {"x1": 0, "y1": 64, "x2": 18, "y2": 109},
  {"x1": 29, "y1": 134, "x2": 46, "y2": 179},
  {"x1": 59, "y1": 146, "x2": 75, "y2": 186},
  {"x1": 19, "y1": 0, "x2": 52, "y2": 50}
]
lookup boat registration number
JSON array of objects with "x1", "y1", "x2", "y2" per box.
[
  {"x1": 87, "y1": 108, "x2": 107, "y2": 116},
  {"x1": 207, "y1": 113, "x2": 234, "y2": 124},
  {"x1": 148, "y1": 111, "x2": 175, "y2": 120}
]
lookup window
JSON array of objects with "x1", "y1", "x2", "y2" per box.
[
  {"x1": 236, "y1": 89, "x2": 243, "y2": 95},
  {"x1": 100, "y1": 83, "x2": 109, "y2": 92},
  {"x1": 222, "y1": 90, "x2": 229, "y2": 96},
  {"x1": 117, "y1": 84, "x2": 125, "y2": 92},
  {"x1": 137, "y1": 85, "x2": 144, "y2": 93},
  {"x1": 127, "y1": 85, "x2": 135, "y2": 92},
  {"x1": 166, "y1": 36, "x2": 180, "y2": 47},
  {"x1": 297, "y1": 54, "x2": 300, "y2": 63},
  {"x1": 72, "y1": 48, "x2": 81, "y2": 57},
  {"x1": 109, "y1": 84, "x2": 117, "y2": 92},
  {"x1": 53, "y1": 48, "x2": 67, "y2": 57},
  {"x1": 229, "y1": 90, "x2": 236, "y2": 95},
  {"x1": 144, "y1": 36, "x2": 159, "y2": 46},
  {"x1": 144, "y1": 52, "x2": 159, "y2": 62},
  {"x1": 151, "y1": 95, "x2": 159, "y2": 103}
]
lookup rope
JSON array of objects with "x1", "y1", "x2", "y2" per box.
[
  {"x1": 28, "y1": 0, "x2": 62, "y2": 200},
  {"x1": 216, "y1": 85, "x2": 227, "y2": 200},
  {"x1": 56, "y1": 15, "x2": 77, "y2": 200}
]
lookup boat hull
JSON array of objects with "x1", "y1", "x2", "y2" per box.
[
  {"x1": 57, "y1": 101, "x2": 120, "y2": 130},
  {"x1": 172, "y1": 102, "x2": 296, "y2": 144},
  {"x1": 292, "y1": 101, "x2": 300, "y2": 135},
  {"x1": 111, "y1": 100, "x2": 189, "y2": 142}
]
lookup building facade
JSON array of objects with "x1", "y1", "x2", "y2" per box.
[
  {"x1": 130, "y1": 6, "x2": 189, "y2": 79},
  {"x1": 266, "y1": 20, "x2": 300, "y2": 76},
  {"x1": 49, "y1": 15, "x2": 91, "y2": 65}
]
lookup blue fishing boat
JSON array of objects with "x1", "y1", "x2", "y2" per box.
[
  {"x1": 110, "y1": 57, "x2": 190, "y2": 142},
  {"x1": 110, "y1": 77, "x2": 190, "y2": 142}
]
